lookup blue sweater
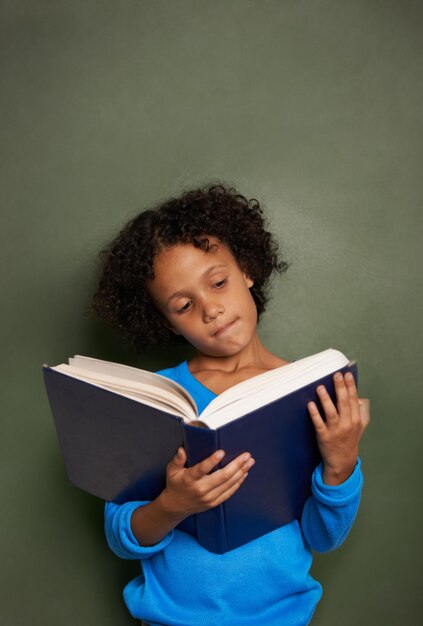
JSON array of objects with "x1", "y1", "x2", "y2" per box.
[{"x1": 104, "y1": 360, "x2": 363, "y2": 626}]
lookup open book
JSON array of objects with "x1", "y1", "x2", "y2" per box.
[
  {"x1": 43, "y1": 348, "x2": 357, "y2": 553},
  {"x1": 47, "y1": 348, "x2": 352, "y2": 428}
]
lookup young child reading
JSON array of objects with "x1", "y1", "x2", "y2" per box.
[{"x1": 90, "y1": 183, "x2": 370, "y2": 625}]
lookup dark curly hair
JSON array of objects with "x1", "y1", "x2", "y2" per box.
[{"x1": 89, "y1": 182, "x2": 290, "y2": 352}]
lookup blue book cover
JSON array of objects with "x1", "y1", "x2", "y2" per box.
[{"x1": 42, "y1": 352, "x2": 357, "y2": 553}]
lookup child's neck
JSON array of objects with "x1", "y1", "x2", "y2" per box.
[
  {"x1": 187, "y1": 335, "x2": 289, "y2": 395},
  {"x1": 188, "y1": 333, "x2": 289, "y2": 376}
]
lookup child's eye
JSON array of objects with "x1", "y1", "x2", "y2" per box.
[
  {"x1": 177, "y1": 301, "x2": 191, "y2": 314},
  {"x1": 175, "y1": 279, "x2": 227, "y2": 314},
  {"x1": 214, "y1": 278, "x2": 227, "y2": 288}
]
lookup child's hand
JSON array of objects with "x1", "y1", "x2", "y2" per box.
[
  {"x1": 307, "y1": 371, "x2": 371, "y2": 485},
  {"x1": 160, "y1": 447, "x2": 255, "y2": 517}
]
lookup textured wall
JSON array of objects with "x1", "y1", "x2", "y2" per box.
[{"x1": 1, "y1": 1, "x2": 421, "y2": 624}]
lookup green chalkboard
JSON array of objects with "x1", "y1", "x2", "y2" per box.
[{"x1": 1, "y1": 1, "x2": 421, "y2": 624}]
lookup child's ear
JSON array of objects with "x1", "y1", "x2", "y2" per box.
[{"x1": 243, "y1": 273, "x2": 254, "y2": 289}]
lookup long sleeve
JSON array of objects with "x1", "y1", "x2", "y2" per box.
[
  {"x1": 104, "y1": 500, "x2": 175, "y2": 560},
  {"x1": 300, "y1": 457, "x2": 363, "y2": 553}
]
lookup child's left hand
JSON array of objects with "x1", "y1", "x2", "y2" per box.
[{"x1": 307, "y1": 371, "x2": 371, "y2": 485}]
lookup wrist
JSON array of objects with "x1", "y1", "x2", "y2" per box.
[
  {"x1": 158, "y1": 488, "x2": 190, "y2": 522},
  {"x1": 322, "y1": 459, "x2": 357, "y2": 486}
]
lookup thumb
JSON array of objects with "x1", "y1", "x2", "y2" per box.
[
  {"x1": 359, "y1": 398, "x2": 371, "y2": 429},
  {"x1": 170, "y1": 446, "x2": 187, "y2": 468}
]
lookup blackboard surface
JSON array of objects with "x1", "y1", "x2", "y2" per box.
[{"x1": 1, "y1": 1, "x2": 421, "y2": 624}]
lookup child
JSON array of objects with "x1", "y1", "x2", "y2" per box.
[{"x1": 90, "y1": 183, "x2": 370, "y2": 626}]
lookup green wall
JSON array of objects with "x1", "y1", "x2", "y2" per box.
[{"x1": 1, "y1": 1, "x2": 422, "y2": 624}]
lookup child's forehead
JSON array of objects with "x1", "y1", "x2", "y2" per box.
[{"x1": 147, "y1": 238, "x2": 244, "y2": 305}]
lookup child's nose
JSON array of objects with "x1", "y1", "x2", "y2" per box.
[{"x1": 202, "y1": 299, "x2": 224, "y2": 322}]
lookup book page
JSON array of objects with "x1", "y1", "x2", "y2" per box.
[
  {"x1": 81, "y1": 382, "x2": 189, "y2": 418},
  {"x1": 51, "y1": 363, "x2": 198, "y2": 421},
  {"x1": 68, "y1": 355, "x2": 197, "y2": 414},
  {"x1": 201, "y1": 349, "x2": 351, "y2": 428},
  {"x1": 203, "y1": 348, "x2": 343, "y2": 411}
]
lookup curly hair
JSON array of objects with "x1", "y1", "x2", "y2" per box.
[{"x1": 89, "y1": 182, "x2": 290, "y2": 352}]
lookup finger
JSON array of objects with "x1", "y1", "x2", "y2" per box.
[
  {"x1": 168, "y1": 447, "x2": 187, "y2": 470},
  {"x1": 333, "y1": 372, "x2": 352, "y2": 420},
  {"x1": 189, "y1": 449, "x2": 227, "y2": 480},
  {"x1": 204, "y1": 459, "x2": 255, "y2": 500},
  {"x1": 207, "y1": 470, "x2": 250, "y2": 507},
  {"x1": 206, "y1": 454, "x2": 255, "y2": 492},
  {"x1": 200, "y1": 452, "x2": 253, "y2": 490},
  {"x1": 307, "y1": 401, "x2": 327, "y2": 434},
  {"x1": 359, "y1": 398, "x2": 371, "y2": 429},
  {"x1": 344, "y1": 371, "x2": 359, "y2": 397},
  {"x1": 316, "y1": 384, "x2": 339, "y2": 423},
  {"x1": 344, "y1": 372, "x2": 361, "y2": 423}
]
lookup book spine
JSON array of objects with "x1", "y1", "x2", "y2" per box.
[{"x1": 180, "y1": 424, "x2": 227, "y2": 554}]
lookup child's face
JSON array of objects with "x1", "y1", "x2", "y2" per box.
[{"x1": 146, "y1": 237, "x2": 258, "y2": 358}]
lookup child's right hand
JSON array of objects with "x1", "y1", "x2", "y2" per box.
[{"x1": 160, "y1": 447, "x2": 255, "y2": 518}]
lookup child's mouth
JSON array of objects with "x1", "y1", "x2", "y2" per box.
[{"x1": 214, "y1": 320, "x2": 237, "y2": 336}]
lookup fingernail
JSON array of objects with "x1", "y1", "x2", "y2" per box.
[
  {"x1": 242, "y1": 453, "x2": 251, "y2": 462},
  {"x1": 216, "y1": 450, "x2": 225, "y2": 459},
  {"x1": 247, "y1": 458, "x2": 255, "y2": 468},
  {"x1": 335, "y1": 372, "x2": 342, "y2": 381}
]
